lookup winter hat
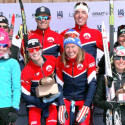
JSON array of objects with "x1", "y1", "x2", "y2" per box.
[
  {"x1": 64, "y1": 29, "x2": 81, "y2": 48},
  {"x1": 26, "y1": 38, "x2": 42, "y2": 50},
  {"x1": 117, "y1": 25, "x2": 125, "y2": 38},
  {"x1": 113, "y1": 46, "x2": 125, "y2": 56},
  {"x1": 0, "y1": 28, "x2": 9, "y2": 46},
  {"x1": 74, "y1": 2, "x2": 89, "y2": 15},
  {"x1": 35, "y1": 6, "x2": 51, "y2": 16},
  {"x1": 0, "y1": 15, "x2": 9, "y2": 25}
]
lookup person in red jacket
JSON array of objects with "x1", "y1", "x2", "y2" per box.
[
  {"x1": 21, "y1": 38, "x2": 59, "y2": 125},
  {"x1": 56, "y1": 29, "x2": 96, "y2": 125},
  {"x1": 21, "y1": 6, "x2": 63, "y2": 59},
  {"x1": 60, "y1": 2, "x2": 107, "y2": 60}
]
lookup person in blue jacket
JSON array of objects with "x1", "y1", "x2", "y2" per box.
[{"x1": 0, "y1": 28, "x2": 21, "y2": 125}]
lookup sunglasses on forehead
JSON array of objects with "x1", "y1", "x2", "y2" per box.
[
  {"x1": 113, "y1": 56, "x2": 125, "y2": 60},
  {"x1": 0, "y1": 43, "x2": 8, "y2": 47},
  {"x1": 27, "y1": 46, "x2": 41, "y2": 53},
  {"x1": 64, "y1": 33, "x2": 79, "y2": 39},
  {"x1": 74, "y1": 2, "x2": 88, "y2": 8},
  {"x1": 36, "y1": 16, "x2": 50, "y2": 21},
  {"x1": 0, "y1": 25, "x2": 9, "y2": 29}
]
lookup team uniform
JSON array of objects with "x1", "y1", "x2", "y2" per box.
[
  {"x1": 21, "y1": 27, "x2": 64, "y2": 58},
  {"x1": 61, "y1": 24, "x2": 104, "y2": 59},
  {"x1": 56, "y1": 52, "x2": 96, "y2": 125},
  {"x1": 21, "y1": 55, "x2": 57, "y2": 125}
]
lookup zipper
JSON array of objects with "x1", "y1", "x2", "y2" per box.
[
  {"x1": 42, "y1": 30, "x2": 44, "y2": 48},
  {"x1": 79, "y1": 25, "x2": 81, "y2": 34},
  {"x1": 41, "y1": 61, "x2": 45, "y2": 78},
  {"x1": 72, "y1": 62, "x2": 75, "y2": 100}
]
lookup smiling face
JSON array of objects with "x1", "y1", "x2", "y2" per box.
[
  {"x1": 114, "y1": 54, "x2": 125, "y2": 73},
  {"x1": 35, "y1": 13, "x2": 51, "y2": 30},
  {"x1": 74, "y1": 8, "x2": 88, "y2": 26},
  {"x1": 65, "y1": 43, "x2": 79, "y2": 59},
  {"x1": 28, "y1": 46, "x2": 42, "y2": 63}
]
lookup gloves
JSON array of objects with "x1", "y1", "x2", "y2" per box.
[
  {"x1": 58, "y1": 105, "x2": 68, "y2": 124},
  {"x1": 106, "y1": 101, "x2": 118, "y2": 109},
  {"x1": 6, "y1": 107, "x2": 18, "y2": 124},
  {"x1": 76, "y1": 105, "x2": 89, "y2": 123}
]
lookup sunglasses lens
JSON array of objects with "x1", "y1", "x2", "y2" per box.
[
  {"x1": 122, "y1": 57, "x2": 125, "y2": 60},
  {"x1": 114, "y1": 56, "x2": 125, "y2": 60},
  {"x1": 64, "y1": 33, "x2": 78, "y2": 39},
  {"x1": 36, "y1": 16, "x2": 50, "y2": 21},
  {"x1": 27, "y1": 47, "x2": 41, "y2": 53},
  {"x1": 114, "y1": 56, "x2": 120, "y2": 60},
  {"x1": 0, "y1": 25, "x2": 8, "y2": 29},
  {"x1": 0, "y1": 44, "x2": 8, "y2": 47},
  {"x1": 75, "y1": 2, "x2": 88, "y2": 8}
]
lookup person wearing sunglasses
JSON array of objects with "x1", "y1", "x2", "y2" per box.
[
  {"x1": 60, "y1": 2, "x2": 105, "y2": 60},
  {"x1": 94, "y1": 46, "x2": 125, "y2": 125},
  {"x1": 0, "y1": 28, "x2": 21, "y2": 125},
  {"x1": 0, "y1": 15, "x2": 21, "y2": 66},
  {"x1": 21, "y1": 37, "x2": 60, "y2": 125},
  {"x1": 56, "y1": 29, "x2": 96, "y2": 125},
  {"x1": 21, "y1": 6, "x2": 63, "y2": 59},
  {"x1": 98, "y1": 25, "x2": 125, "y2": 75}
]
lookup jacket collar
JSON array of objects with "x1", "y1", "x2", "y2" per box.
[{"x1": 36, "y1": 27, "x2": 51, "y2": 34}]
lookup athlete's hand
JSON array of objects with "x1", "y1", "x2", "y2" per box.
[
  {"x1": 76, "y1": 105, "x2": 90, "y2": 123},
  {"x1": 58, "y1": 105, "x2": 68, "y2": 124}
]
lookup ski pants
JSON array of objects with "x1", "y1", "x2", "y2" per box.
[
  {"x1": 62, "y1": 99, "x2": 90, "y2": 125},
  {"x1": 29, "y1": 104, "x2": 57, "y2": 125}
]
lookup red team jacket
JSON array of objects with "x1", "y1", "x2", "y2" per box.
[
  {"x1": 61, "y1": 24, "x2": 105, "y2": 59},
  {"x1": 56, "y1": 52, "x2": 96, "y2": 107},
  {"x1": 21, "y1": 55, "x2": 56, "y2": 107},
  {"x1": 21, "y1": 27, "x2": 64, "y2": 58}
]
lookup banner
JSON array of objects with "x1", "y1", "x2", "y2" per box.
[{"x1": 0, "y1": 1, "x2": 125, "y2": 124}]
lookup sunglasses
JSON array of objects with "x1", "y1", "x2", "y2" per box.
[
  {"x1": 114, "y1": 56, "x2": 125, "y2": 60},
  {"x1": 27, "y1": 47, "x2": 41, "y2": 53},
  {"x1": 0, "y1": 25, "x2": 9, "y2": 29},
  {"x1": 0, "y1": 43, "x2": 8, "y2": 47},
  {"x1": 36, "y1": 16, "x2": 50, "y2": 21},
  {"x1": 74, "y1": 2, "x2": 88, "y2": 8},
  {"x1": 64, "y1": 33, "x2": 79, "y2": 39}
]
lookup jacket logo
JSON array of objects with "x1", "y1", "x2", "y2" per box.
[
  {"x1": 83, "y1": 33, "x2": 91, "y2": 39},
  {"x1": 47, "y1": 37, "x2": 54, "y2": 43},
  {"x1": 46, "y1": 65, "x2": 52, "y2": 72},
  {"x1": 77, "y1": 64, "x2": 83, "y2": 70},
  {"x1": 89, "y1": 62, "x2": 95, "y2": 68},
  {"x1": 65, "y1": 65, "x2": 70, "y2": 68}
]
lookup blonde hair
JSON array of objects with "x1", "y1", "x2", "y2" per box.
[{"x1": 61, "y1": 48, "x2": 85, "y2": 66}]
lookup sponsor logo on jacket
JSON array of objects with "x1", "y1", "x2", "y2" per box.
[
  {"x1": 89, "y1": 62, "x2": 95, "y2": 68},
  {"x1": 83, "y1": 33, "x2": 91, "y2": 39},
  {"x1": 47, "y1": 37, "x2": 54, "y2": 43},
  {"x1": 77, "y1": 64, "x2": 83, "y2": 70},
  {"x1": 46, "y1": 65, "x2": 52, "y2": 72}
]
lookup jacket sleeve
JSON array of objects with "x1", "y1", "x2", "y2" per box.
[
  {"x1": 93, "y1": 75, "x2": 112, "y2": 109},
  {"x1": 55, "y1": 57, "x2": 65, "y2": 106},
  {"x1": 21, "y1": 66, "x2": 36, "y2": 105},
  {"x1": 84, "y1": 54, "x2": 97, "y2": 107},
  {"x1": 11, "y1": 59, "x2": 21, "y2": 110},
  {"x1": 21, "y1": 65, "x2": 50, "y2": 109}
]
